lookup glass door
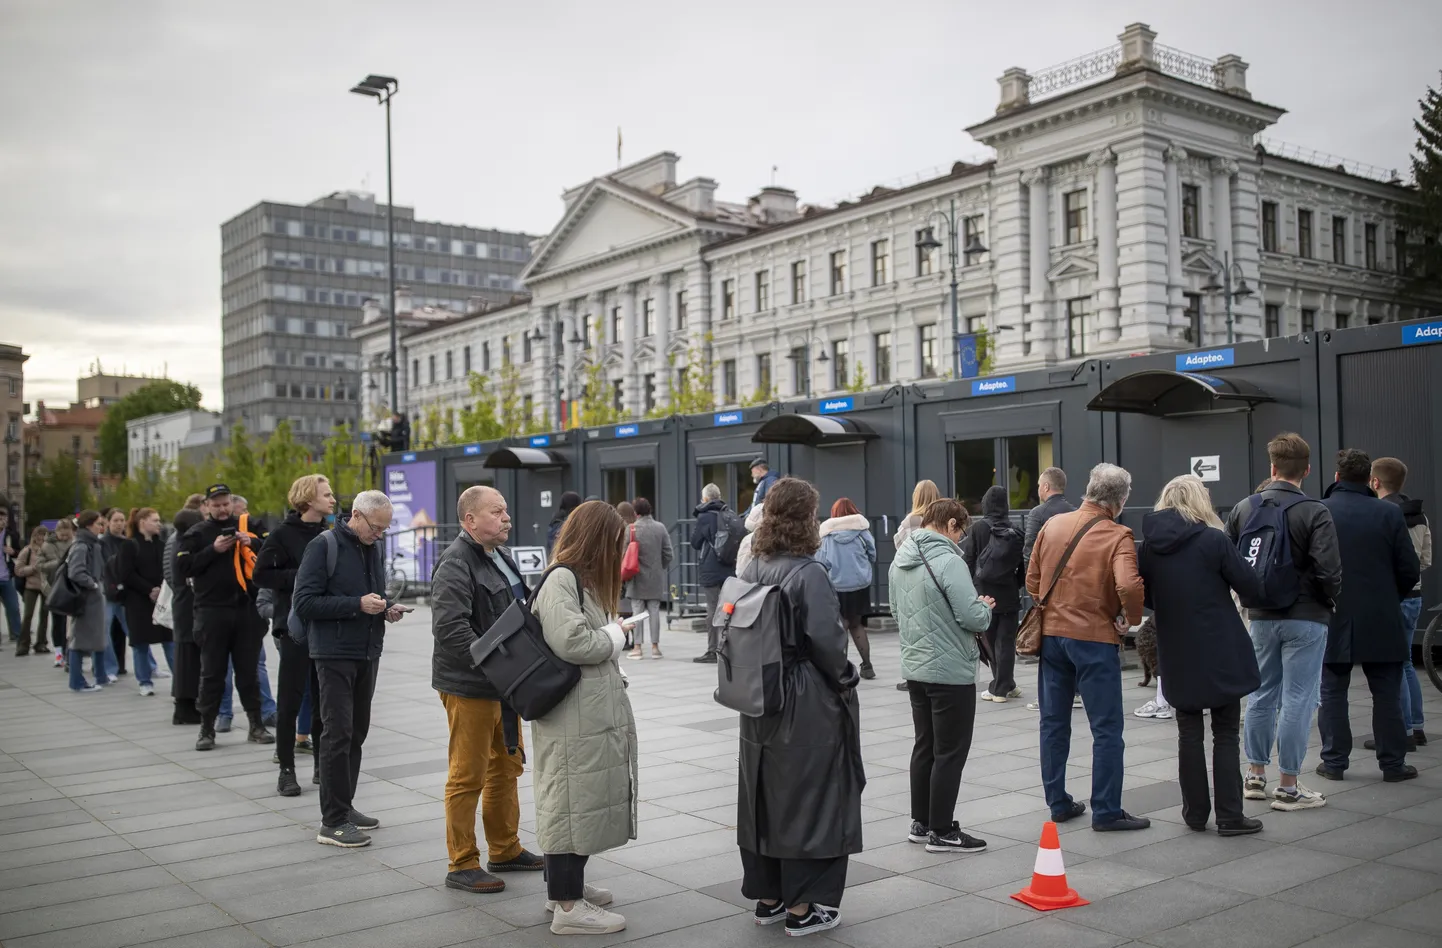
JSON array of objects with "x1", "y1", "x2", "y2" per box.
[
  {"x1": 602, "y1": 466, "x2": 658, "y2": 507},
  {"x1": 952, "y1": 438, "x2": 997, "y2": 514},
  {"x1": 950, "y1": 433, "x2": 1054, "y2": 516},
  {"x1": 699, "y1": 460, "x2": 756, "y2": 511}
]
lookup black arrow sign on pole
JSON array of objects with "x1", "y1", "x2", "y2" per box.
[{"x1": 1192, "y1": 458, "x2": 1217, "y2": 477}]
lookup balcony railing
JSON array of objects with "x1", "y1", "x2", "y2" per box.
[{"x1": 1030, "y1": 42, "x2": 1222, "y2": 102}]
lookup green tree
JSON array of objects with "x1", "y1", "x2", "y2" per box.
[
  {"x1": 458, "y1": 372, "x2": 506, "y2": 442},
  {"x1": 221, "y1": 424, "x2": 261, "y2": 504},
  {"x1": 21, "y1": 455, "x2": 95, "y2": 529},
  {"x1": 97, "y1": 379, "x2": 204, "y2": 475},
  {"x1": 1402, "y1": 73, "x2": 1442, "y2": 301},
  {"x1": 497, "y1": 362, "x2": 530, "y2": 436},
  {"x1": 648, "y1": 341, "x2": 715, "y2": 418},
  {"x1": 255, "y1": 420, "x2": 311, "y2": 516},
  {"x1": 572, "y1": 359, "x2": 624, "y2": 428},
  {"x1": 739, "y1": 381, "x2": 776, "y2": 407},
  {"x1": 844, "y1": 360, "x2": 868, "y2": 394},
  {"x1": 320, "y1": 424, "x2": 370, "y2": 498}
]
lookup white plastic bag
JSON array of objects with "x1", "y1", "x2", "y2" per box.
[{"x1": 152, "y1": 581, "x2": 175, "y2": 629}]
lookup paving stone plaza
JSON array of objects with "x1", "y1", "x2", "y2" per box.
[{"x1": 1, "y1": 608, "x2": 1440, "y2": 948}]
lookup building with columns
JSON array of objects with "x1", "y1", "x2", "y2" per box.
[{"x1": 378, "y1": 22, "x2": 1439, "y2": 427}]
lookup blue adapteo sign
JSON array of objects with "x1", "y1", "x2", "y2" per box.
[
  {"x1": 1402, "y1": 321, "x2": 1442, "y2": 346},
  {"x1": 818, "y1": 397, "x2": 853, "y2": 414},
  {"x1": 971, "y1": 377, "x2": 1016, "y2": 396},
  {"x1": 1176, "y1": 348, "x2": 1236, "y2": 371}
]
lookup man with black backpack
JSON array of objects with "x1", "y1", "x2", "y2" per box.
[
  {"x1": 691, "y1": 483, "x2": 739, "y2": 664},
  {"x1": 962, "y1": 486, "x2": 1025, "y2": 703},
  {"x1": 1225, "y1": 433, "x2": 1342, "y2": 812}
]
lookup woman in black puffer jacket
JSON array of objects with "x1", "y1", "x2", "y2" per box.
[
  {"x1": 167, "y1": 508, "x2": 205, "y2": 724},
  {"x1": 254, "y1": 475, "x2": 335, "y2": 798}
]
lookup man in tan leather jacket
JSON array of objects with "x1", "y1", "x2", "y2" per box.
[{"x1": 1026, "y1": 463, "x2": 1147, "y2": 832}]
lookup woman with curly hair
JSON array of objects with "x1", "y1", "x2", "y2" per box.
[{"x1": 735, "y1": 477, "x2": 864, "y2": 937}]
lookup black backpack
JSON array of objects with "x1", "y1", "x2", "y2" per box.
[
  {"x1": 1235, "y1": 492, "x2": 1313, "y2": 610},
  {"x1": 467, "y1": 564, "x2": 583, "y2": 721},
  {"x1": 712, "y1": 507, "x2": 746, "y2": 566},
  {"x1": 974, "y1": 521, "x2": 1023, "y2": 588}
]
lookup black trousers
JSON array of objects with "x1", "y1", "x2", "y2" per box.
[
  {"x1": 108, "y1": 608, "x2": 127, "y2": 672},
  {"x1": 907, "y1": 680, "x2": 976, "y2": 830},
  {"x1": 985, "y1": 610, "x2": 1019, "y2": 697},
  {"x1": 20, "y1": 589, "x2": 48, "y2": 651},
  {"x1": 315, "y1": 657, "x2": 379, "y2": 828},
  {"x1": 740, "y1": 849, "x2": 848, "y2": 909},
  {"x1": 172, "y1": 640, "x2": 201, "y2": 702},
  {"x1": 276, "y1": 634, "x2": 322, "y2": 771},
  {"x1": 1176, "y1": 700, "x2": 1244, "y2": 828},
  {"x1": 544, "y1": 853, "x2": 589, "y2": 902},
  {"x1": 1320, "y1": 661, "x2": 1408, "y2": 774},
  {"x1": 195, "y1": 607, "x2": 263, "y2": 719},
  {"x1": 49, "y1": 613, "x2": 67, "y2": 653}
]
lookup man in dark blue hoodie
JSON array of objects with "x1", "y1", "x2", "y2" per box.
[{"x1": 961, "y1": 486, "x2": 1024, "y2": 702}]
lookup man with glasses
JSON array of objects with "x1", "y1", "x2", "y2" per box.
[
  {"x1": 178, "y1": 484, "x2": 276, "y2": 752},
  {"x1": 293, "y1": 490, "x2": 405, "y2": 849}
]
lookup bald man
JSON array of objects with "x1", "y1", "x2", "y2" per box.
[{"x1": 430, "y1": 487, "x2": 543, "y2": 893}]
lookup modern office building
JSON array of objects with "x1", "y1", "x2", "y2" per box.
[{"x1": 220, "y1": 190, "x2": 534, "y2": 444}]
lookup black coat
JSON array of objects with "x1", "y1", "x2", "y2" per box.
[
  {"x1": 1225, "y1": 482, "x2": 1342, "y2": 624},
  {"x1": 99, "y1": 532, "x2": 127, "y2": 601},
  {"x1": 430, "y1": 534, "x2": 524, "y2": 701},
  {"x1": 1138, "y1": 510, "x2": 1262, "y2": 711},
  {"x1": 690, "y1": 500, "x2": 736, "y2": 588},
  {"x1": 253, "y1": 512, "x2": 328, "y2": 635},
  {"x1": 292, "y1": 522, "x2": 390, "y2": 662},
  {"x1": 1023, "y1": 494, "x2": 1075, "y2": 573},
  {"x1": 118, "y1": 535, "x2": 169, "y2": 646},
  {"x1": 177, "y1": 518, "x2": 251, "y2": 609},
  {"x1": 960, "y1": 485, "x2": 1023, "y2": 612},
  {"x1": 163, "y1": 530, "x2": 196, "y2": 644},
  {"x1": 1321, "y1": 480, "x2": 1421, "y2": 664},
  {"x1": 737, "y1": 554, "x2": 865, "y2": 860}
]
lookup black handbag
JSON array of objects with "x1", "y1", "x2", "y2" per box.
[
  {"x1": 468, "y1": 564, "x2": 584, "y2": 721},
  {"x1": 48, "y1": 561, "x2": 85, "y2": 618}
]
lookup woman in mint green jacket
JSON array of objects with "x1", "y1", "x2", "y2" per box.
[{"x1": 888, "y1": 498, "x2": 994, "y2": 855}]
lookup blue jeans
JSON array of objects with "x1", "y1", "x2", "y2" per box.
[
  {"x1": 1244, "y1": 619, "x2": 1328, "y2": 776},
  {"x1": 103, "y1": 601, "x2": 130, "y2": 678},
  {"x1": 220, "y1": 646, "x2": 276, "y2": 719},
  {"x1": 0, "y1": 577, "x2": 21, "y2": 641},
  {"x1": 69, "y1": 649, "x2": 100, "y2": 690},
  {"x1": 132, "y1": 642, "x2": 175, "y2": 687},
  {"x1": 1401, "y1": 597, "x2": 1424, "y2": 731},
  {"x1": 1039, "y1": 635, "x2": 1125, "y2": 824}
]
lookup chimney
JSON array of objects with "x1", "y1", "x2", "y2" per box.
[
  {"x1": 361, "y1": 298, "x2": 383, "y2": 324},
  {"x1": 750, "y1": 187, "x2": 799, "y2": 224},
  {"x1": 393, "y1": 285, "x2": 412, "y2": 317},
  {"x1": 997, "y1": 67, "x2": 1032, "y2": 113},
  {"x1": 667, "y1": 178, "x2": 718, "y2": 216},
  {"x1": 1213, "y1": 54, "x2": 1250, "y2": 98},
  {"x1": 1115, "y1": 22, "x2": 1157, "y2": 75}
]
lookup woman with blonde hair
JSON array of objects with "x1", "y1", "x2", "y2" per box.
[
  {"x1": 893, "y1": 480, "x2": 942, "y2": 691},
  {"x1": 1138, "y1": 475, "x2": 1264, "y2": 836},
  {"x1": 530, "y1": 501, "x2": 640, "y2": 936}
]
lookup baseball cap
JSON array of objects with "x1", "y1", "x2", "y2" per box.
[
  {"x1": 750, "y1": 458, "x2": 769, "y2": 469},
  {"x1": 205, "y1": 483, "x2": 232, "y2": 500}
]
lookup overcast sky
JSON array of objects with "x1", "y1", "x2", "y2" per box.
[{"x1": 2, "y1": 0, "x2": 1438, "y2": 411}]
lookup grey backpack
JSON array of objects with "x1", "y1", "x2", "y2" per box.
[
  {"x1": 712, "y1": 561, "x2": 812, "y2": 717},
  {"x1": 287, "y1": 530, "x2": 340, "y2": 646}
]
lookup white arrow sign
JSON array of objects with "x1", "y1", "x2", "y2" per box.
[
  {"x1": 1190, "y1": 455, "x2": 1221, "y2": 482},
  {"x1": 511, "y1": 546, "x2": 547, "y2": 574}
]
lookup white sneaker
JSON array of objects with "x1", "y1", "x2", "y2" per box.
[
  {"x1": 546, "y1": 884, "x2": 613, "y2": 913},
  {"x1": 153, "y1": 669, "x2": 172, "y2": 679},
  {"x1": 1133, "y1": 700, "x2": 1172, "y2": 719},
  {"x1": 1007, "y1": 689, "x2": 1022, "y2": 699},
  {"x1": 1271, "y1": 784, "x2": 1327, "y2": 811},
  {"x1": 139, "y1": 683, "x2": 155, "y2": 697},
  {"x1": 550, "y1": 899, "x2": 626, "y2": 935}
]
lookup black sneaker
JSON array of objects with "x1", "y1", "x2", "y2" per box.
[
  {"x1": 487, "y1": 849, "x2": 545, "y2": 872},
  {"x1": 446, "y1": 868, "x2": 505, "y2": 893},
  {"x1": 248, "y1": 722, "x2": 276, "y2": 745},
  {"x1": 317, "y1": 822, "x2": 371, "y2": 848},
  {"x1": 1383, "y1": 765, "x2": 1419, "y2": 783},
  {"x1": 785, "y1": 905, "x2": 840, "y2": 937},
  {"x1": 277, "y1": 768, "x2": 301, "y2": 798},
  {"x1": 895, "y1": 681, "x2": 909, "y2": 692},
  {"x1": 313, "y1": 767, "x2": 320, "y2": 785},
  {"x1": 754, "y1": 901, "x2": 787, "y2": 926},
  {"x1": 1415, "y1": 729, "x2": 1428, "y2": 746},
  {"x1": 1365, "y1": 737, "x2": 1418, "y2": 752},
  {"x1": 859, "y1": 662, "x2": 876, "y2": 680},
  {"x1": 347, "y1": 809, "x2": 380, "y2": 829},
  {"x1": 1053, "y1": 800, "x2": 1087, "y2": 823},
  {"x1": 907, "y1": 820, "x2": 929, "y2": 844},
  {"x1": 1314, "y1": 764, "x2": 1344, "y2": 781},
  {"x1": 925, "y1": 823, "x2": 987, "y2": 854},
  {"x1": 1093, "y1": 811, "x2": 1151, "y2": 832},
  {"x1": 1217, "y1": 817, "x2": 1263, "y2": 837},
  {"x1": 692, "y1": 652, "x2": 718, "y2": 664}
]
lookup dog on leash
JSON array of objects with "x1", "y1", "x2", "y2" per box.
[{"x1": 1135, "y1": 615, "x2": 1159, "y2": 687}]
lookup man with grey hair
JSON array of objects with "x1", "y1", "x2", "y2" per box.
[
  {"x1": 691, "y1": 483, "x2": 736, "y2": 663},
  {"x1": 1026, "y1": 463, "x2": 1147, "y2": 832},
  {"x1": 294, "y1": 489, "x2": 406, "y2": 849}
]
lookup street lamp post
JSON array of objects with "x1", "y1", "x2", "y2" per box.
[
  {"x1": 785, "y1": 331, "x2": 830, "y2": 399},
  {"x1": 350, "y1": 74, "x2": 400, "y2": 415},
  {"x1": 1201, "y1": 250, "x2": 1253, "y2": 345},
  {"x1": 917, "y1": 200, "x2": 988, "y2": 378}
]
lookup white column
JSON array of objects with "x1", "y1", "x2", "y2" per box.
[
  {"x1": 1211, "y1": 158, "x2": 1237, "y2": 268},
  {"x1": 562, "y1": 300, "x2": 579, "y2": 406},
  {"x1": 620, "y1": 283, "x2": 638, "y2": 416},
  {"x1": 1359, "y1": 298, "x2": 1371, "y2": 325},
  {"x1": 1089, "y1": 147, "x2": 1120, "y2": 343},
  {"x1": 1022, "y1": 167, "x2": 1050, "y2": 360},
  {"x1": 590, "y1": 291, "x2": 607, "y2": 350},
  {"x1": 1283, "y1": 286, "x2": 1297, "y2": 336},
  {"x1": 652, "y1": 273, "x2": 672, "y2": 405},
  {"x1": 1164, "y1": 143, "x2": 1188, "y2": 332}
]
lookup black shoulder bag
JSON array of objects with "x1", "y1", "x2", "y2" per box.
[{"x1": 467, "y1": 563, "x2": 584, "y2": 721}]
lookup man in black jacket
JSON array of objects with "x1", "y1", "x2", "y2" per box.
[
  {"x1": 254, "y1": 474, "x2": 334, "y2": 798},
  {"x1": 1225, "y1": 433, "x2": 1342, "y2": 811},
  {"x1": 430, "y1": 486, "x2": 544, "y2": 894},
  {"x1": 178, "y1": 484, "x2": 275, "y2": 752},
  {"x1": 1022, "y1": 467, "x2": 1074, "y2": 575},
  {"x1": 1317, "y1": 449, "x2": 1421, "y2": 783},
  {"x1": 293, "y1": 489, "x2": 404, "y2": 849},
  {"x1": 690, "y1": 483, "x2": 735, "y2": 664}
]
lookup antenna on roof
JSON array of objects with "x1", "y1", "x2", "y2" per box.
[
  {"x1": 771, "y1": 165, "x2": 778, "y2": 186},
  {"x1": 617, "y1": 127, "x2": 623, "y2": 168}
]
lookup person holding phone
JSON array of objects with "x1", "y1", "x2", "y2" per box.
[{"x1": 529, "y1": 501, "x2": 639, "y2": 936}]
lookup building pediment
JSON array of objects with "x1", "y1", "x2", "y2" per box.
[
  {"x1": 1182, "y1": 247, "x2": 1220, "y2": 275},
  {"x1": 522, "y1": 180, "x2": 699, "y2": 285},
  {"x1": 1047, "y1": 253, "x2": 1098, "y2": 281}
]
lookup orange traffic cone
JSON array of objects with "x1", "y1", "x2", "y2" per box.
[{"x1": 1011, "y1": 821, "x2": 1088, "y2": 911}]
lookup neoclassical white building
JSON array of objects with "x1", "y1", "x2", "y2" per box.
[{"x1": 373, "y1": 22, "x2": 1438, "y2": 428}]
